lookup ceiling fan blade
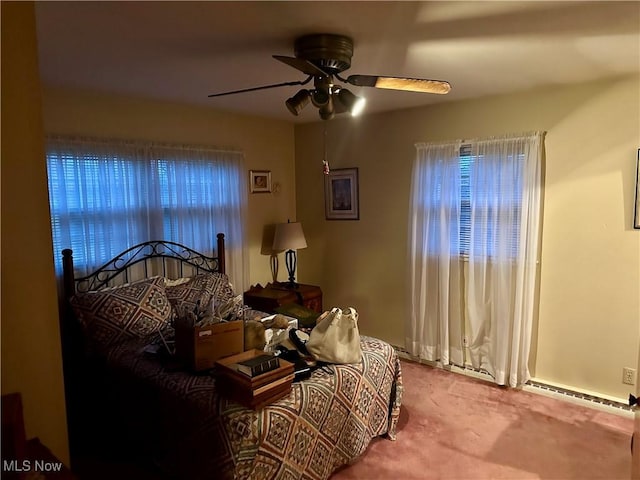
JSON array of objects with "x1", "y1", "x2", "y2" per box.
[
  {"x1": 208, "y1": 77, "x2": 312, "y2": 98},
  {"x1": 273, "y1": 55, "x2": 329, "y2": 77},
  {"x1": 345, "y1": 75, "x2": 451, "y2": 95}
]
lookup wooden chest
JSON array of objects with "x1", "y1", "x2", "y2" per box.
[{"x1": 243, "y1": 282, "x2": 323, "y2": 314}]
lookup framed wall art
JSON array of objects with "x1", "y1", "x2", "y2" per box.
[
  {"x1": 249, "y1": 170, "x2": 272, "y2": 194},
  {"x1": 634, "y1": 149, "x2": 640, "y2": 229},
  {"x1": 324, "y1": 167, "x2": 359, "y2": 220}
]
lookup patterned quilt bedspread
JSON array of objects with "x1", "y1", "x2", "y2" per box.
[{"x1": 104, "y1": 335, "x2": 403, "y2": 480}]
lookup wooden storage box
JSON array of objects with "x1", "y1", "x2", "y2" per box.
[
  {"x1": 215, "y1": 349, "x2": 295, "y2": 409},
  {"x1": 282, "y1": 283, "x2": 323, "y2": 313},
  {"x1": 243, "y1": 282, "x2": 323, "y2": 314},
  {"x1": 243, "y1": 284, "x2": 297, "y2": 313},
  {"x1": 175, "y1": 320, "x2": 244, "y2": 371}
]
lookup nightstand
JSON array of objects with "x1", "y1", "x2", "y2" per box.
[
  {"x1": 270, "y1": 282, "x2": 323, "y2": 313},
  {"x1": 243, "y1": 282, "x2": 323, "y2": 314}
]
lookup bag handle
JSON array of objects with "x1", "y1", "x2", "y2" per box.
[{"x1": 288, "y1": 328, "x2": 310, "y2": 356}]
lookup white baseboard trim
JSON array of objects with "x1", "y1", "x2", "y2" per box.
[{"x1": 394, "y1": 347, "x2": 633, "y2": 418}]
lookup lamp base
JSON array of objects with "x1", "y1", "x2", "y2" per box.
[
  {"x1": 270, "y1": 254, "x2": 278, "y2": 283},
  {"x1": 285, "y1": 249, "x2": 298, "y2": 285}
]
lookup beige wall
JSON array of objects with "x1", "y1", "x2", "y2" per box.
[
  {"x1": 295, "y1": 75, "x2": 640, "y2": 401},
  {"x1": 1, "y1": 2, "x2": 70, "y2": 464},
  {"x1": 41, "y1": 87, "x2": 297, "y2": 288},
  {"x1": 35, "y1": 67, "x2": 640, "y2": 402}
]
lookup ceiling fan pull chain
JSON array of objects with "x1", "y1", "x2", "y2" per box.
[{"x1": 322, "y1": 123, "x2": 330, "y2": 175}]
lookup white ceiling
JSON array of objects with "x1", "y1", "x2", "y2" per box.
[{"x1": 35, "y1": 1, "x2": 640, "y2": 124}]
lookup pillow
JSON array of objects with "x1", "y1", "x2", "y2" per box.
[
  {"x1": 70, "y1": 276, "x2": 172, "y2": 350},
  {"x1": 165, "y1": 273, "x2": 235, "y2": 316},
  {"x1": 164, "y1": 277, "x2": 191, "y2": 288},
  {"x1": 214, "y1": 294, "x2": 245, "y2": 321}
]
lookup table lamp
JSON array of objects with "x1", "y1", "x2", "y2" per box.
[{"x1": 272, "y1": 221, "x2": 307, "y2": 286}]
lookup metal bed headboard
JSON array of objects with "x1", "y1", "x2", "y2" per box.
[{"x1": 62, "y1": 234, "x2": 226, "y2": 299}]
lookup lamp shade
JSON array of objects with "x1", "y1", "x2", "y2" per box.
[
  {"x1": 272, "y1": 222, "x2": 307, "y2": 252},
  {"x1": 337, "y1": 88, "x2": 366, "y2": 116},
  {"x1": 286, "y1": 89, "x2": 311, "y2": 116}
]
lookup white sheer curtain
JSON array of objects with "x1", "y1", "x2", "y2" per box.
[
  {"x1": 46, "y1": 136, "x2": 249, "y2": 290},
  {"x1": 149, "y1": 144, "x2": 249, "y2": 291},
  {"x1": 465, "y1": 134, "x2": 543, "y2": 386},
  {"x1": 407, "y1": 141, "x2": 465, "y2": 366},
  {"x1": 407, "y1": 132, "x2": 543, "y2": 387}
]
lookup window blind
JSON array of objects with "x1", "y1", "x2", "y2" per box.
[{"x1": 46, "y1": 137, "x2": 247, "y2": 281}]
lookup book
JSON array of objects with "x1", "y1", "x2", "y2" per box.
[{"x1": 235, "y1": 353, "x2": 279, "y2": 377}]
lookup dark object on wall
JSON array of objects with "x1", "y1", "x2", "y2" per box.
[
  {"x1": 634, "y1": 148, "x2": 640, "y2": 229},
  {"x1": 631, "y1": 394, "x2": 637, "y2": 454}
]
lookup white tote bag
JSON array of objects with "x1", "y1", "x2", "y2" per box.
[{"x1": 306, "y1": 307, "x2": 362, "y2": 364}]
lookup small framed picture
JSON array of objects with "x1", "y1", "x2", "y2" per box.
[
  {"x1": 249, "y1": 170, "x2": 272, "y2": 194},
  {"x1": 324, "y1": 167, "x2": 359, "y2": 220}
]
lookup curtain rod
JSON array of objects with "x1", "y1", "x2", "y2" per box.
[
  {"x1": 46, "y1": 134, "x2": 243, "y2": 155},
  {"x1": 416, "y1": 131, "x2": 546, "y2": 148}
]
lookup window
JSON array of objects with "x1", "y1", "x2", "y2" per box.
[
  {"x1": 459, "y1": 145, "x2": 524, "y2": 258},
  {"x1": 408, "y1": 132, "x2": 544, "y2": 387},
  {"x1": 46, "y1": 136, "x2": 247, "y2": 281},
  {"x1": 414, "y1": 141, "x2": 526, "y2": 260}
]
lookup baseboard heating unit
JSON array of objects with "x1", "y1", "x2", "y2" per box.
[{"x1": 393, "y1": 346, "x2": 633, "y2": 417}]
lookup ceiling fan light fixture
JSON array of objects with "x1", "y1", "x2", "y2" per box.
[
  {"x1": 285, "y1": 89, "x2": 311, "y2": 116},
  {"x1": 318, "y1": 94, "x2": 335, "y2": 120},
  {"x1": 311, "y1": 88, "x2": 331, "y2": 107},
  {"x1": 208, "y1": 33, "x2": 452, "y2": 119},
  {"x1": 337, "y1": 88, "x2": 366, "y2": 116},
  {"x1": 310, "y1": 87, "x2": 335, "y2": 119}
]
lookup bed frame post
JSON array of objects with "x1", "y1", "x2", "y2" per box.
[
  {"x1": 62, "y1": 248, "x2": 76, "y2": 298},
  {"x1": 217, "y1": 233, "x2": 226, "y2": 275},
  {"x1": 60, "y1": 248, "x2": 83, "y2": 462}
]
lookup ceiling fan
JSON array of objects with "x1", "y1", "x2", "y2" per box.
[{"x1": 208, "y1": 33, "x2": 451, "y2": 120}]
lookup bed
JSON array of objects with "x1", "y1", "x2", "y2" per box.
[{"x1": 60, "y1": 235, "x2": 403, "y2": 480}]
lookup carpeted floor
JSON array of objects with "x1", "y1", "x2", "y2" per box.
[{"x1": 331, "y1": 359, "x2": 633, "y2": 480}]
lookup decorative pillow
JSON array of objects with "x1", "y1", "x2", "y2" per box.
[
  {"x1": 164, "y1": 277, "x2": 191, "y2": 288},
  {"x1": 70, "y1": 276, "x2": 171, "y2": 350},
  {"x1": 165, "y1": 273, "x2": 235, "y2": 316},
  {"x1": 214, "y1": 294, "x2": 246, "y2": 321}
]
